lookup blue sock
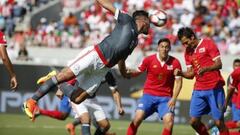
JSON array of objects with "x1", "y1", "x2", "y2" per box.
[{"x1": 81, "y1": 124, "x2": 91, "y2": 135}]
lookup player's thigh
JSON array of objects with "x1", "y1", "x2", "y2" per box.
[
  {"x1": 190, "y1": 90, "x2": 210, "y2": 118},
  {"x1": 156, "y1": 97, "x2": 173, "y2": 119},
  {"x1": 71, "y1": 101, "x2": 88, "y2": 118},
  {"x1": 67, "y1": 46, "x2": 97, "y2": 76},
  {"x1": 89, "y1": 103, "x2": 107, "y2": 122},
  {"x1": 208, "y1": 88, "x2": 225, "y2": 120},
  {"x1": 137, "y1": 94, "x2": 156, "y2": 119}
]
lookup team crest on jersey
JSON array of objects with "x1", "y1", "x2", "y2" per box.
[
  {"x1": 167, "y1": 65, "x2": 173, "y2": 70},
  {"x1": 199, "y1": 47, "x2": 205, "y2": 53}
]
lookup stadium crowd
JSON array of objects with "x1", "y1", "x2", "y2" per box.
[{"x1": 0, "y1": 0, "x2": 240, "y2": 59}]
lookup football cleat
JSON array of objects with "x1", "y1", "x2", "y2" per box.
[
  {"x1": 37, "y1": 70, "x2": 57, "y2": 84},
  {"x1": 66, "y1": 123, "x2": 75, "y2": 135},
  {"x1": 22, "y1": 98, "x2": 38, "y2": 122}
]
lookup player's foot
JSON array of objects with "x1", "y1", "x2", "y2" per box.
[
  {"x1": 22, "y1": 98, "x2": 39, "y2": 121},
  {"x1": 66, "y1": 123, "x2": 75, "y2": 135},
  {"x1": 207, "y1": 120, "x2": 215, "y2": 130},
  {"x1": 106, "y1": 132, "x2": 116, "y2": 135},
  {"x1": 210, "y1": 126, "x2": 219, "y2": 135},
  {"x1": 37, "y1": 70, "x2": 57, "y2": 84}
]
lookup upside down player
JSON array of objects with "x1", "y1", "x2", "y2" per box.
[
  {"x1": 0, "y1": 31, "x2": 18, "y2": 90},
  {"x1": 23, "y1": 0, "x2": 151, "y2": 121},
  {"x1": 175, "y1": 27, "x2": 229, "y2": 135},
  {"x1": 126, "y1": 38, "x2": 183, "y2": 135},
  {"x1": 35, "y1": 70, "x2": 124, "y2": 135}
]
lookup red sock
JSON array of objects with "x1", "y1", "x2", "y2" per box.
[
  {"x1": 195, "y1": 123, "x2": 209, "y2": 135},
  {"x1": 162, "y1": 128, "x2": 171, "y2": 135},
  {"x1": 220, "y1": 130, "x2": 229, "y2": 135},
  {"x1": 226, "y1": 121, "x2": 238, "y2": 129},
  {"x1": 127, "y1": 122, "x2": 138, "y2": 135},
  {"x1": 40, "y1": 109, "x2": 64, "y2": 120}
]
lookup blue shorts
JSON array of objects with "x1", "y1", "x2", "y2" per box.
[
  {"x1": 231, "y1": 103, "x2": 240, "y2": 121},
  {"x1": 59, "y1": 96, "x2": 72, "y2": 113},
  {"x1": 190, "y1": 88, "x2": 225, "y2": 120},
  {"x1": 137, "y1": 94, "x2": 174, "y2": 119}
]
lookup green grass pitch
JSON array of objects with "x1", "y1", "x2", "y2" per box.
[{"x1": 0, "y1": 114, "x2": 196, "y2": 135}]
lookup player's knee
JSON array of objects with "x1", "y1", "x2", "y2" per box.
[{"x1": 189, "y1": 119, "x2": 198, "y2": 127}]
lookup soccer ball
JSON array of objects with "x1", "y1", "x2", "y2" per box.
[{"x1": 149, "y1": 10, "x2": 167, "y2": 27}]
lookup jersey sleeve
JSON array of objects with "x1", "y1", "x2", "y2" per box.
[
  {"x1": 174, "y1": 58, "x2": 182, "y2": 78},
  {"x1": 105, "y1": 71, "x2": 117, "y2": 91},
  {"x1": 114, "y1": 9, "x2": 132, "y2": 24},
  {"x1": 0, "y1": 32, "x2": 7, "y2": 46},
  {"x1": 207, "y1": 39, "x2": 221, "y2": 61},
  {"x1": 184, "y1": 52, "x2": 192, "y2": 68},
  {"x1": 138, "y1": 57, "x2": 148, "y2": 72},
  {"x1": 229, "y1": 70, "x2": 239, "y2": 89}
]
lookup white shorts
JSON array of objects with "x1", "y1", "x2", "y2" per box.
[
  {"x1": 71, "y1": 98, "x2": 106, "y2": 121},
  {"x1": 68, "y1": 46, "x2": 109, "y2": 96}
]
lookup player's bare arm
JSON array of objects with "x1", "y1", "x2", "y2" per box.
[
  {"x1": 0, "y1": 45, "x2": 18, "y2": 90},
  {"x1": 96, "y1": 0, "x2": 116, "y2": 14},
  {"x1": 168, "y1": 77, "x2": 182, "y2": 110},
  {"x1": 127, "y1": 68, "x2": 142, "y2": 78},
  {"x1": 111, "y1": 88, "x2": 125, "y2": 116},
  {"x1": 224, "y1": 86, "x2": 235, "y2": 112},
  {"x1": 198, "y1": 57, "x2": 222, "y2": 76},
  {"x1": 174, "y1": 67, "x2": 194, "y2": 79}
]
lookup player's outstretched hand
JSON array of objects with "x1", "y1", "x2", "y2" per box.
[
  {"x1": 168, "y1": 98, "x2": 176, "y2": 112},
  {"x1": 10, "y1": 75, "x2": 18, "y2": 91},
  {"x1": 118, "y1": 107, "x2": 125, "y2": 116}
]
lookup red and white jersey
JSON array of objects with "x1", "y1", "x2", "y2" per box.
[
  {"x1": 0, "y1": 31, "x2": 7, "y2": 46},
  {"x1": 229, "y1": 68, "x2": 240, "y2": 108},
  {"x1": 184, "y1": 38, "x2": 225, "y2": 90},
  {"x1": 138, "y1": 54, "x2": 182, "y2": 97}
]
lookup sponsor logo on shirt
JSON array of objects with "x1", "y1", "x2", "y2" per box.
[
  {"x1": 199, "y1": 47, "x2": 205, "y2": 53},
  {"x1": 153, "y1": 65, "x2": 157, "y2": 68},
  {"x1": 167, "y1": 65, "x2": 173, "y2": 70}
]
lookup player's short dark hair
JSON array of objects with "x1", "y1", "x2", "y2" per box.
[
  {"x1": 177, "y1": 27, "x2": 197, "y2": 40},
  {"x1": 132, "y1": 10, "x2": 149, "y2": 20},
  {"x1": 158, "y1": 38, "x2": 171, "y2": 46},
  {"x1": 233, "y1": 58, "x2": 240, "y2": 64}
]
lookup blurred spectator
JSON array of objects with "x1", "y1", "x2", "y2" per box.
[
  {"x1": 0, "y1": 14, "x2": 5, "y2": 31},
  {"x1": 180, "y1": 9, "x2": 194, "y2": 26},
  {"x1": 64, "y1": 12, "x2": 78, "y2": 28},
  {"x1": 42, "y1": 31, "x2": 60, "y2": 48}
]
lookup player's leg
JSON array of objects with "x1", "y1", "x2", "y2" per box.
[
  {"x1": 80, "y1": 112, "x2": 91, "y2": 135},
  {"x1": 23, "y1": 46, "x2": 98, "y2": 119},
  {"x1": 70, "y1": 101, "x2": 91, "y2": 135},
  {"x1": 208, "y1": 88, "x2": 229, "y2": 135},
  {"x1": 127, "y1": 94, "x2": 155, "y2": 135},
  {"x1": 37, "y1": 96, "x2": 71, "y2": 120},
  {"x1": 157, "y1": 97, "x2": 174, "y2": 135},
  {"x1": 225, "y1": 103, "x2": 240, "y2": 130},
  {"x1": 189, "y1": 90, "x2": 209, "y2": 135}
]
